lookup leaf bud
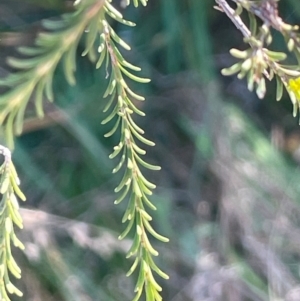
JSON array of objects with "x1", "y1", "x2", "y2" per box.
[
  {"x1": 221, "y1": 62, "x2": 242, "y2": 76},
  {"x1": 261, "y1": 24, "x2": 270, "y2": 36},
  {"x1": 229, "y1": 48, "x2": 249, "y2": 59},
  {"x1": 241, "y1": 58, "x2": 252, "y2": 72},
  {"x1": 266, "y1": 34, "x2": 272, "y2": 45},
  {"x1": 256, "y1": 78, "x2": 266, "y2": 99},
  {"x1": 281, "y1": 68, "x2": 300, "y2": 77},
  {"x1": 288, "y1": 39, "x2": 295, "y2": 52},
  {"x1": 266, "y1": 50, "x2": 287, "y2": 62}
]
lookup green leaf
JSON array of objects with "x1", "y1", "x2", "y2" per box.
[{"x1": 276, "y1": 75, "x2": 284, "y2": 101}]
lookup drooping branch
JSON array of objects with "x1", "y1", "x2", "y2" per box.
[{"x1": 0, "y1": 145, "x2": 26, "y2": 300}]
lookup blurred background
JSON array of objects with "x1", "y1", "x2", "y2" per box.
[{"x1": 2, "y1": 0, "x2": 300, "y2": 300}]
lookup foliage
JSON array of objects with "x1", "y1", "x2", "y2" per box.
[
  {"x1": 0, "y1": 0, "x2": 167, "y2": 300},
  {"x1": 2, "y1": 0, "x2": 300, "y2": 301},
  {"x1": 0, "y1": 146, "x2": 25, "y2": 300},
  {"x1": 218, "y1": 0, "x2": 300, "y2": 117}
]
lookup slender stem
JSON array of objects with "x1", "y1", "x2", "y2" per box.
[{"x1": 215, "y1": 0, "x2": 251, "y2": 39}]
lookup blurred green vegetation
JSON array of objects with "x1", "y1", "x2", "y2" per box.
[{"x1": 2, "y1": 0, "x2": 300, "y2": 300}]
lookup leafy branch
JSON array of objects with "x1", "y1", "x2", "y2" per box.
[
  {"x1": 0, "y1": 0, "x2": 106, "y2": 148},
  {"x1": 99, "y1": 17, "x2": 169, "y2": 301},
  {"x1": 216, "y1": 0, "x2": 300, "y2": 117},
  {"x1": 0, "y1": 146, "x2": 26, "y2": 301},
  {"x1": 0, "y1": 0, "x2": 168, "y2": 300}
]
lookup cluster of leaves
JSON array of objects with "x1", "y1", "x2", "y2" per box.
[
  {"x1": 0, "y1": 0, "x2": 168, "y2": 301},
  {"x1": 218, "y1": 0, "x2": 300, "y2": 117},
  {"x1": 0, "y1": 146, "x2": 26, "y2": 301}
]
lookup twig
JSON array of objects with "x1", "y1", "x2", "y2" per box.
[
  {"x1": 215, "y1": 0, "x2": 273, "y2": 80},
  {"x1": 215, "y1": 0, "x2": 251, "y2": 39}
]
